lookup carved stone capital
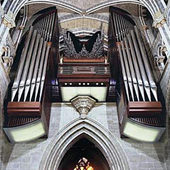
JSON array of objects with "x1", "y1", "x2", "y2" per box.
[
  {"x1": 71, "y1": 96, "x2": 96, "y2": 119},
  {"x1": 153, "y1": 11, "x2": 166, "y2": 28},
  {"x1": 2, "y1": 11, "x2": 15, "y2": 28}
]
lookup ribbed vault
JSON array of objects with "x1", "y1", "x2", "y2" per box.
[
  {"x1": 9, "y1": 0, "x2": 159, "y2": 18},
  {"x1": 39, "y1": 118, "x2": 130, "y2": 170}
]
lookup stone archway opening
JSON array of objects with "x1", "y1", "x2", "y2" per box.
[{"x1": 58, "y1": 138, "x2": 110, "y2": 170}]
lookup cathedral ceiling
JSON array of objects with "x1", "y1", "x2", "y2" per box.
[
  {"x1": 27, "y1": 3, "x2": 140, "y2": 18},
  {"x1": 26, "y1": 2, "x2": 140, "y2": 36}
]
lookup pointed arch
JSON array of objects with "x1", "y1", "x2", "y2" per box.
[{"x1": 39, "y1": 118, "x2": 130, "y2": 170}]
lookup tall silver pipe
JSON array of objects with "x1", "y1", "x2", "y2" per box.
[
  {"x1": 121, "y1": 41, "x2": 134, "y2": 101},
  {"x1": 124, "y1": 37, "x2": 139, "y2": 101},
  {"x1": 118, "y1": 44, "x2": 130, "y2": 101},
  {"x1": 115, "y1": 14, "x2": 121, "y2": 42},
  {"x1": 35, "y1": 41, "x2": 47, "y2": 101},
  {"x1": 11, "y1": 26, "x2": 33, "y2": 101},
  {"x1": 47, "y1": 14, "x2": 53, "y2": 41},
  {"x1": 30, "y1": 37, "x2": 44, "y2": 101},
  {"x1": 45, "y1": 15, "x2": 51, "y2": 41},
  {"x1": 134, "y1": 26, "x2": 158, "y2": 101},
  {"x1": 39, "y1": 43, "x2": 51, "y2": 101},
  {"x1": 18, "y1": 30, "x2": 37, "y2": 101},
  {"x1": 117, "y1": 15, "x2": 123, "y2": 41},
  {"x1": 112, "y1": 13, "x2": 118, "y2": 42},
  {"x1": 127, "y1": 33, "x2": 145, "y2": 101},
  {"x1": 49, "y1": 13, "x2": 55, "y2": 42},
  {"x1": 42, "y1": 16, "x2": 48, "y2": 38},
  {"x1": 121, "y1": 17, "x2": 126, "y2": 39},
  {"x1": 131, "y1": 30, "x2": 151, "y2": 101},
  {"x1": 24, "y1": 34, "x2": 41, "y2": 101}
]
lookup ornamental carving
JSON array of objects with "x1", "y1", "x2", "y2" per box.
[
  {"x1": 71, "y1": 96, "x2": 96, "y2": 118},
  {"x1": 62, "y1": 30, "x2": 104, "y2": 58}
]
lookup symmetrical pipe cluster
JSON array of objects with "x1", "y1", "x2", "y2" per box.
[
  {"x1": 11, "y1": 12, "x2": 56, "y2": 102},
  {"x1": 118, "y1": 26, "x2": 158, "y2": 102}
]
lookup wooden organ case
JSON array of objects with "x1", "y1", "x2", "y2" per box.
[
  {"x1": 109, "y1": 7, "x2": 165, "y2": 142},
  {"x1": 3, "y1": 8, "x2": 58, "y2": 143},
  {"x1": 56, "y1": 30, "x2": 112, "y2": 102}
]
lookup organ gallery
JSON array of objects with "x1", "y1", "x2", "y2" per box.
[
  {"x1": 0, "y1": 1, "x2": 170, "y2": 170},
  {"x1": 2, "y1": 7, "x2": 166, "y2": 143}
]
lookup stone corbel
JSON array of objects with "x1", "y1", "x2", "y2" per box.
[
  {"x1": 154, "y1": 19, "x2": 166, "y2": 28},
  {"x1": 153, "y1": 10, "x2": 166, "y2": 28},
  {"x1": 2, "y1": 45, "x2": 13, "y2": 68},
  {"x1": 2, "y1": 11, "x2": 15, "y2": 28}
]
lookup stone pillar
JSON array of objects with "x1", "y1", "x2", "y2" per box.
[
  {"x1": 156, "y1": 0, "x2": 167, "y2": 13},
  {"x1": 153, "y1": 11, "x2": 170, "y2": 58}
]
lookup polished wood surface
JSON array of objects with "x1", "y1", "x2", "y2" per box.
[
  {"x1": 7, "y1": 102, "x2": 41, "y2": 117},
  {"x1": 63, "y1": 57, "x2": 105, "y2": 63},
  {"x1": 127, "y1": 101, "x2": 162, "y2": 117}
]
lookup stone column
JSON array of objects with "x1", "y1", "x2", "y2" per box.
[
  {"x1": 0, "y1": 8, "x2": 15, "y2": 84},
  {"x1": 153, "y1": 11, "x2": 170, "y2": 58}
]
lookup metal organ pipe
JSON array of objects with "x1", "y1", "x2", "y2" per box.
[
  {"x1": 112, "y1": 12, "x2": 134, "y2": 42},
  {"x1": 35, "y1": 41, "x2": 47, "y2": 101},
  {"x1": 18, "y1": 30, "x2": 37, "y2": 101},
  {"x1": 11, "y1": 26, "x2": 33, "y2": 101},
  {"x1": 130, "y1": 30, "x2": 151, "y2": 101},
  {"x1": 127, "y1": 34, "x2": 145, "y2": 101},
  {"x1": 134, "y1": 26, "x2": 158, "y2": 101},
  {"x1": 39, "y1": 43, "x2": 51, "y2": 101},
  {"x1": 117, "y1": 14, "x2": 123, "y2": 41},
  {"x1": 24, "y1": 34, "x2": 41, "y2": 101},
  {"x1": 49, "y1": 13, "x2": 55, "y2": 41},
  {"x1": 117, "y1": 21, "x2": 159, "y2": 103},
  {"x1": 30, "y1": 37, "x2": 44, "y2": 101},
  {"x1": 124, "y1": 37, "x2": 139, "y2": 101},
  {"x1": 121, "y1": 41, "x2": 134, "y2": 101},
  {"x1": 11, "y1": 12, "x2": 55, "y2": 102},
  {"x1": 112, "y1": 13, "x2": 118, "y2": 42},
  {"x1": 47, "y1": 14, "x2": 53, "y2": 41},
  {"x1": 114, "y1": 14, "x2": 120, "y2": 42},
  {"x1": 118, "y1": 45, "x2": 130, "y2": 101}
]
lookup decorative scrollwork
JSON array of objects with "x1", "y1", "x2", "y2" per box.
[
  {"x1": 71, "y1": 96, "x2": 96, "y2": 119},
  {"x1": 62, "y1": 29, "x2": 104, "y2": 58}
]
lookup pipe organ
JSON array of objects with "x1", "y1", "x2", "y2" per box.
[
  {"x1": 3, "y1": 8, "x2": 57, "y2": 143},
  {"x1": 57, "y1": 30, "x2": 111, "y2": 102},
  {"x1": 115, "y1": 25, "x2": 165, "y2": 141},
  {"x1": 111, "y1": 11, "x2": 134, "y2": 42},
  {"x1": 3, "y1": 6, "x2": 166, "y2": 143}
]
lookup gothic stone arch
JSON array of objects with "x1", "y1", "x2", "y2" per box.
[
  {"x1": 39, "y1": 118, "x2": 130, "y2": 170},
  {"x1": 12, "y1": 0, "x2": 157, "y2": 18}
]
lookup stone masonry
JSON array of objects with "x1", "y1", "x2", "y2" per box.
[{"x1": 1, "y1": 103, "x2": 167, "y2": 170}]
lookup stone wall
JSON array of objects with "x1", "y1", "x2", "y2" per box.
[
  {"x1": 1, "y1": 103, "x2": 167, "y2": 170},
  {"x1": 0, "y1": 61, "x2": 10, "y2": 170}
]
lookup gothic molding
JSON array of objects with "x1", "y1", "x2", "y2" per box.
[
  {"x1": 2, "y1": 11, "x2": 15, "y2": 28},
  {"x1": 59, "y1": 14, "x2": 109, "y2": 24},
  {"x1": 153, "y1": 10, "x2": 166, "y2": 28},
  {"x1": 39, "y1": 118, "x2": 130, "y2": 170}
]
